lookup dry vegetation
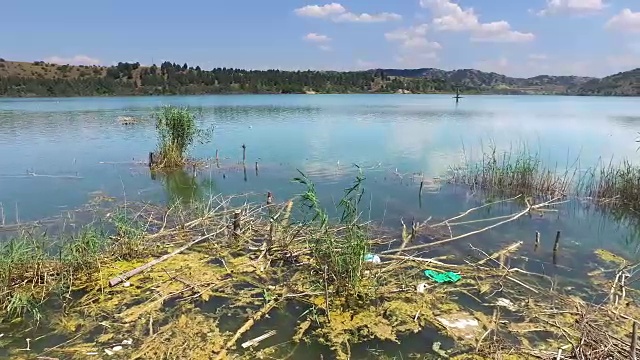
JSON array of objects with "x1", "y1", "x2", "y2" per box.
[
  {"x1": 0, "y1": 60, "x2": 108, "y2": 80},
  {"x1": 1, "y1": 177, "x2": 640, "y2": 359}
]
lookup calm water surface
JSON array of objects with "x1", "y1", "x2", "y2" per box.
[
  {"x1": 2, "y1": 94, "x2": 640, "y2": 357},
  {"x1": 2, "y1": 95, "x2": 640, "y2": 252}
]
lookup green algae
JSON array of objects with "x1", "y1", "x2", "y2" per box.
[
  {"x1": 594, "y1": 248, "x2": 628, "y2": 266},
  {"x1": 5, "y1": 190, "x2": 640, "y2": 359}
]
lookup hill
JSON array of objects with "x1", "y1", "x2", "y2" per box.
[
  {"x1": 571, "y1": 68, "x2": 640, "y2": 96},
  {"x1": 0, "y1": 58, "x2": 637, "y2": 96},
  {"x1": 378, "y1": 68, "x2": 596, "y2": 94},
  {"x1": 0, "y1": 59, "x2": 452, "y2": 97}
]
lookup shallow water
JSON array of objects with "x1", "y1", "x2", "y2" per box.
[{"x1": 1, "y1": 94, "x2": 640, "y2": 357}]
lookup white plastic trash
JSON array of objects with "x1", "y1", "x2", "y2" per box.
[
  {"x1": 416, "y1": 282, "x2": 430, "y2": 293},
  {"x1": 364, "y1": 254, "x2": 381, "y2": 264}
]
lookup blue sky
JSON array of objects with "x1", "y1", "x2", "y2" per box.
[{"x1": 2, "y1": 0, "x2": 639, "y2": 77}]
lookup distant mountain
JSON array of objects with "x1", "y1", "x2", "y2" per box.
[
  {"x1": 377, "y1": 68, "x2": 597, "y2": 94},
  {"x1": 571, "y1": 68, "x2": 640, "y2": 96}
]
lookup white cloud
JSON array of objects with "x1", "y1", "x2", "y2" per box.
[
  {"x1": 294, "y1": 3, "x2": 346, "y2": 18},
  {"x1": 606, "y1": 9, "x2": 640, "y2": 33},
  {"x1": 333, "y1": 12, "x2": 402, "y2": 23},
  {"x1": 44, "y1": 55, "x2": 101, "y2": 66},
  {"x1": 471, "y1": 21, "x2": 535, "y2": 43},
  {"x1": 385, "y1": 24, "x2": 428, "y2": 42},
  {"x1": 419, "y1": 0, "x2": 534, "y2": 43},
  {"x1": 294, "y1": 3, "x2": 401, "y2": 23},
  {"x1": 385, "y1": 24, "x2": 441, "y2": 50},
  {"x1": 537, "y1": 0, "x2": 607, "y2": 16},
  {"x1": 304, "y1": 33, "x2": 332, "y2": 43},
  {"x1": 303, "y1": 33, "x2": 333, "y2": 51},
  {"x1": 386, "y1": 24, "x2": 442, "y2": 66}
]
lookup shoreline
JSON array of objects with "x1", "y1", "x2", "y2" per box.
[{"x1": 1, "y1": 91, "x2": 637, "y2": 99}]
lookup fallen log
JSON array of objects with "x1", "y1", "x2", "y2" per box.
[{"x1": 108, "y1": 230, "x2": 222, "y2": 287}]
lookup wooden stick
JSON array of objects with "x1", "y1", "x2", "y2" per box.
[
  {"x1": 476, "y1": 241, "x2": 522, "y2": 265},
  {"x1": 108, "y1": 231, "x2": 220, "y2": 287},
  {"x1": 148, "y1": 152, "x2": 154, "y2": 167},
  {"x1": 632, "y1": 321, "x2": 638, "y2": 360},
  {"x1": 242, "y1": 144, "x2": 246, "y2": 164},
  {"x1": 553, "y1": 231, "x2": 561, "y2": 252},
  {"x1": 241, "y1": 330, "x2": 277, "y2": 349},
  {"x1": 324, "y1": 265, "x2": 331, "y2": 323},
  {"x1": 233, "y1": 210, "x2": 241, "y2": 239},
  {"x1": 380, "y1": 254, "x2": 459, "y2": 267},
  {"x1": 215, "y1": 299, "x2": 278, "y2": 360},
  {"x1": 382, "y1": 197, "x2": 563, "y2": 254},
  {"x1": 432, "y1": 195, "x2": 522, "y2": 227}
]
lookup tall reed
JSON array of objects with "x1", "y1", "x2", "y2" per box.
[
  {"x1": 450, "y1": 142, "x2": 574, "y2": 198},
  {"x1": 154, "y1": 105, "x2": 202, "y2": 168},
  {"x1": 579, "y1": 159, "x2": 640, "y2": 211},
  {"x1": 293, "y1": 167, "x2": 369, "y2": 296}
]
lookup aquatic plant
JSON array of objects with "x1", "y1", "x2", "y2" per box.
[
  {"x1": 450, "y1": 142, "x2": 574, "y2": 198},
  {"x1": 153, "y1": 105, "x2": 209, "y2": 168},
  {"x1": 293, "y1": 167, "x2": 369, "y2": 297},
  {"x1": 579, "y1": 159, "x2": 640, "y2": 212}
]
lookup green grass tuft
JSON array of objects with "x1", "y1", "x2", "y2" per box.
[
  {"x1": 294, "y1": 166, "x2": 369, "y2": 297},
  {"x1": 154, "y1": 105, "x2": 210, "y2": 169}
]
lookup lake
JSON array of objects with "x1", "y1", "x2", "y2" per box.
[
  {"x1": 1, "y1": 94, "x2": 640, "y2": 357},
  {"x1": 2, "y1": 94, "x2": 640, "y2": 250}
]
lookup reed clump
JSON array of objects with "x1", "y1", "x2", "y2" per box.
[
  {"x1": 450, "y1": 143, "x2": 573, "y2": 198},
  {"x1": 294, "y1": 168, "x2": 369, "y2": 298},
  {"x1": 153, "y1": 105, "x2": 209, "y2": 169},
  {"x1": 580, "y1": 159, "x2": 640, "y2": 211}
]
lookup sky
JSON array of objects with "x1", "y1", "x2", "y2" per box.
[{"x1": 1, "y1": 0, "x2": 639, "y2": 77}]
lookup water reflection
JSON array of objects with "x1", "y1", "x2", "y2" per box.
[{"x1": 151, "y1": 168, "x2": 218, "y2": 204}]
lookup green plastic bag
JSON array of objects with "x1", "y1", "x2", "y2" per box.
[{"x1": 424, "y1": 270, "x2": 461, "y2": 284}]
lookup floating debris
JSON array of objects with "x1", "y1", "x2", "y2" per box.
[
  {"x1": 118, "y1": 116, "x2": 139, "y2": 125},
  {"x1": 364, "y1": 253, "x2": 381, "y2": 264},
  {"x1": 436, "y1": 312, "x2": 480, "y2": 340}
]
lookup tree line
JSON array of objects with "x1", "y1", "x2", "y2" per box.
[{"x1": 0, "y1": 61, "x2": 456, "y2": 97}]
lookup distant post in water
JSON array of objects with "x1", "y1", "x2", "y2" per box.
[
  {"x1": 242, "y1": 144, "x2": 246, "y2": 164},
  {"x1": 453, "y1": 87, "x2": 463, "y2": 103},
  {"x1": 553, "y1": 230, "x2": 561, "y2": 252},
  {"x1": 148, "y1": 152, "x2": 154, "y2": 167}
]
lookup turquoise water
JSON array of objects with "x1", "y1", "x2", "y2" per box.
[
  {"x1": 2, "y1": 94, "x2": 640, "y2": 357},
  {"x1": 1, "y1": 94, "x2": 640, "y2": 258}
]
